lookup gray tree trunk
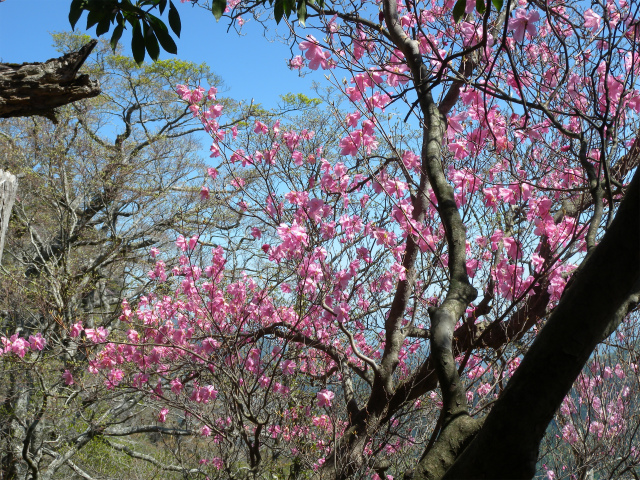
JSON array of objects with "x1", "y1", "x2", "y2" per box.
[{"x1": 0, "y1": 169, "x2": 17, "y2": 265}]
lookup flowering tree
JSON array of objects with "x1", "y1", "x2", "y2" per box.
[
  {"x1": 0, "y1": 36, "x2": 290, "y2": 480},
  {"x1": 6, "y1": 0, "x2": 640, "y2": 477}
]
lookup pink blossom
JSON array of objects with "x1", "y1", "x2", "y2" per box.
[
  {"x1": 29, "y1": 333, "x2": 46, "y2": 351},
  {"x1": 447, "y1": 111, "x2": 468, "y2": 134},
  {"x1": 339, "y1": 131, "x2": 362, "y2": 156},
  {"x1": 176, "y1": 235, "x2": 198, "y2": 252},
  {"x1": 209, "y1": 143, "x2": 221, "y2": 157},
  {"x1": 158, "y1": 408, "x2": 169, "y2": 422},
  {"x1": 299, "y1": 36, "x2": 331, "y2": 70},
  {"x1": 589, "y1": 421, "x2": 605, "y2": 438},
  {"x1": 562, "y1": 423, "x2": 579, "y2": 444},
  {"x1": 277, "y1": 221, "x2": 309, "y2": 251},
  {"x1": 317, "y1": 389, "x2": 335, "y2": 408},
  {"x1": 208, "y1": 104, "x2": 224, "y2": 118},
  {"x1": 63, "y1": 370, "x2": 74, "y2": 385},
  {"x1": 448, "y1": 142, "x2": 468, "y2": 159},
  {"x1": 85, "y1": 327, "x2": 108, "y2": 343},
  {"x1": 106, "y1": 369, "x2": 124, "y2": 388},
  {"x1": 171, "y1": 378, "x2": 183, "y2": 394},
  {"x1": 502, "y1": 237, "x2": 522, "y2": 260},
  {"x1": 70, "y1": 321, "x2": 84, "y2": 338},
  {"x1": 402, "y1": 150, "x2": 420, "y2": 171},
  {"x1": 176, "y1": 84, "x2": 191, "y2": 100},
  {"x1": 200, "y1": 186, "x2": 210, "y2": 201},
  {"x1": 7, "y1": 336, "x2": 28, "y2": 358},
  {"x1": 292, "y1": 150, "x2": 304, "y2": 166},
  {"x1": 584, "y1": 9, "x2": 602, "y2": 33},
  {"x1": 201, "y1": 425, "x2": 212, "y2": 437},
  {"x1": 365, "y1": 92, "x2": 391, "y2": 111},
  {"x1": 490, "y1": 229, "x2": 504, "y2": 250},
  {"x1": 357, "y1": 247, "x2": 372, "y2": 263},
  {"x1": 230, "y1": 178, "x2": 246, "y2": 189},
  {"x1": 281, "y1": 359, "x2": 296, "y2": 375},
  {"x1": 254, "y1": 120, "x2": 268, "y2": 134},
  {"x1": 176, "y1": 235, "x2": 188, "y2": 251},
  {"x1": 460, "y1": 21, "x2": 493, "y2": 47},
  {"x1": 289, "y1": 55, "x2": 305, "y2": 69},
  {"x1": 509, "y1": 9, "x2": 541, "y2": 42},
  {"x1": 346, "y1": 111, "x2": 361, "y2": 128},
  {"x1": 477, "y1": 383, "x2": 492, "y2": 396}
]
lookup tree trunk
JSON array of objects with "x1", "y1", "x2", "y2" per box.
[
  {"x1": 0, "y1": 40, "x2": 100, "y2": 121},
  {"x1": 0, "y1": 169, "x2": 17, "y2": 265},
  {"x1": 443, "y1": 167, "x2": 640, "y2": 479}
]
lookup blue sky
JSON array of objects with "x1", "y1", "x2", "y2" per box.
[{"x1": 0, "y1": 0, "x2": 319, "y2": 108}]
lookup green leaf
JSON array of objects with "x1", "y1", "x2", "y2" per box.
[
  {"x1": 274, "y1": 0, "x2": 284, "y2": 23},
  {"x1": 110, "y1": 23, "x2": 125, "y2": 51},
  {"x1": 491, "y1": 0, "x2": 503, "y2": 11},
  {"x1": 168, "y1": 1, "x2": 181, "y2": 37},
  {"x1": 86, "y1": 7, "x2": 108, "y2": 29},
  {"x1": 69, "y1": 0, "x2": 86, "y2": 29},
  {"x1": 148, "y1": 15, "x2": 178, "y2": 54},
  {"x1": 476, "y1": 0, "x2": 485, "y2": 15},
  {"x1": 284, "y1": 0, "x2": 295, "y2": 16},
  {"x1": 96, "y1": 17, "x2": 111, "y2": 36},
  {"x1": 131, "y1": 20, "x2": 146, "y2": 64},
  {"x1": 211, "y1": 0, "x2": 227, "y2": 21},
  {"x1": 143, "y1": 22, "x2": 161, "y2": 61},
  {"x1": 158, "y1": 0, "x2": 168, "y2": 14},
  {"x1": 297, "y1": 0, "x2": 307, "y2": 26},
  {"x1": 452, "y1": 0, "x2": 466, "y2": 22}
]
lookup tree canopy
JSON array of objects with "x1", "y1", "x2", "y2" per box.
[{"x1": 0, "y1": 0, "x2": 639, "y2": 478}]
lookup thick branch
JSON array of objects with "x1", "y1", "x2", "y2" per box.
[
  {"x1": 412, "y1": 415, "x2": 484, "y2": 480},
  {"x1": 444, "y1": 168, "x2": 640, "y2": 479},
  {"x1": 0, "y1": 40, "x2": 100, "y2": 120}
]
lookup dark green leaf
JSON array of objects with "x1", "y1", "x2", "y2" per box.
[
  {"x1": 476, "y1": 0, "x2": 485, "y2": 15},
  {"x1": 491, "y1": 0, "x2": 503, "y2": 11},
  {"x1": 168, "y1": 1, "x2": 181, "y2": 37},
  {"x1": 69, "y1": 0, "x2": 86, "y2": 29},
  {"x1": 211, "y1": 0, "x2": 227, "y2": 21},
  {"x1": 158, "y1": 0, "x2": 168, "y2": 14},
  {"x1": 284, "y1": 0, "x2": 295, "y2": 16},
  {"x1": 148, "y1": 15, "x2": 178, "y2": 54},
  {"x1": 297, "y1": 0, "x2": 307, "y2": 26},
  {"x1": 96, "y1": 17, "x2": 111, "y2": 36},
  {"x1": 143, "y1": 22, "x2": 161, "y2": 61},
  {"x1": 452, "y1": 0, "x2": 466, "y2": 22},
  {"x1": 274, "y1": 0, "x2": 284, "y2": 23},
  {"x1": 110, "y1": 23, "x2": 124, "y2": 51},
  {"x1": 86, "y1": 7, "x2": 108, "y2": 29},
  {"x1": 131, "y1": 20, "x2": 146, "y2": 64}
]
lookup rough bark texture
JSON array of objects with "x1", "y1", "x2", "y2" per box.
[
  {"x1": 443, "y1": 167, "x2": 640, "y2": 479},
  {"x1": 412, "y1": 415, "x2": 484, "y2": 480},
  {"x1": 0, "y1": 40, "x2": 100, "y2": 120},
  {"x1": 0, "y1": 169, "x2": 17, "y2": 265}
]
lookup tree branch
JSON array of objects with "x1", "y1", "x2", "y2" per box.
[{"x1": 0, "y1": 41, "x2": 100, "y2": 120}]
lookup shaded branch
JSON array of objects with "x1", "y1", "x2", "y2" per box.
[{"x1": 0, "y1": 41, "x2": 100, "y2": 120}]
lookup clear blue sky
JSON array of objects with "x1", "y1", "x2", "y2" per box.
[{"x1": 0, "y1": 0, "x2": 319, "y2": 108}]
